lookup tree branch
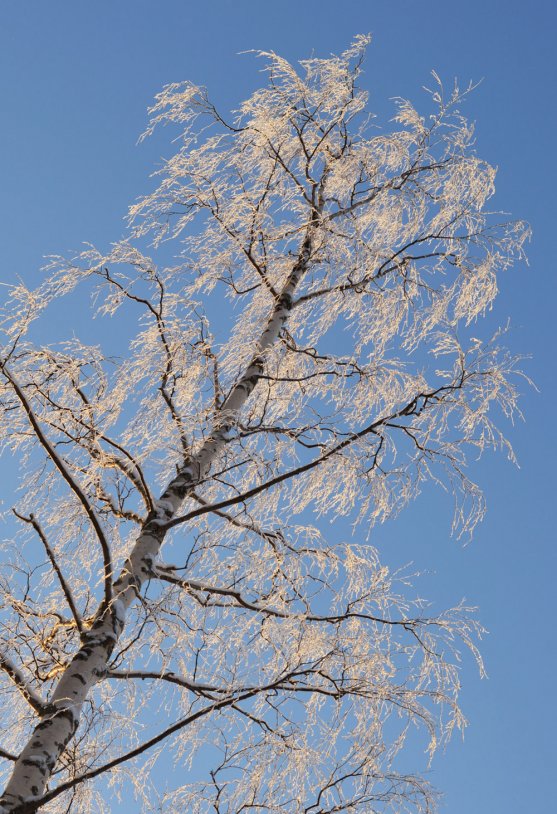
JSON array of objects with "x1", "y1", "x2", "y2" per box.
[
  {"x1": 0, "y1": 652, "x2": 47, "y2": 716},
  {"x1": 1, "y1": 364, "x2": 113, "y2": 612},
  {"x1": 155, "y1": 570, "x2": 436, "y2": 637},
  {"x1": 162, "y1": 381, "x2": 461, "y2": 533},
  {"x1": 12, "y1": 510, "x2": 83, "y2": 634}
]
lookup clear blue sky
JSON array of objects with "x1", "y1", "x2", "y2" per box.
[{"x1": 0, "y1": 1, "x2": 555, "y2": 811}]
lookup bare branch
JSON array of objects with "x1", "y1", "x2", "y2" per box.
[
  {"x1": 1, "y1": 363, "x2": 114, "y2": 612},
  {"x1": 0, "y1": 652, "x2": 47, "y2": 716},
  {"x1": 163, "y1": 380, "x2": 463, "y2": 532},
  {"x1": 12, "y1": 510, "x2": 83, "y2": 634}
]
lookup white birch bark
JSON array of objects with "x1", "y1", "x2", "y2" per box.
[{"x1": 0, "y1": 232, "x2": 313, "y2": 812}]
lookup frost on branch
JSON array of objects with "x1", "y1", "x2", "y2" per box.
[{"x1": 0, "y1": 38, "x2": 526, "y2": 813}]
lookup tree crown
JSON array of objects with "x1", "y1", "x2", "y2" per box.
[{"x1": 0, "y1": 38, "x2": 527, "y2": 813}]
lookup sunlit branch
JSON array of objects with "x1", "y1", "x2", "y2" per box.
[
  {"x1": 12, "y1": 511, "x2": 83, "y2": 635},
  {"x1": 96, "y1": 266, "x2": 191, "y2": 456},
  {"x1": 154, "y1": 569, "x2": 439, "y2": 638},
  {"x1": 74, "y1": 385, "x2": 155, "y2": 512},
  {"x1": 0, "y1": 363, "x2": 113, "y2": 611},
  {"x1": 0, "y1": 652, "x2": 47, "y2": 716},
  {"x1": 106, "y1": 669, "x2": 222, "y2": 695},
  {"x1": 189, "y1": 490, "x2": 281, "y2": 549},
  {"x1": 92, "y1": 482, "x2": 144, "y2": 525},
  {"x1": 163, "y1": 380, "x2": 465, "y2": 533}
]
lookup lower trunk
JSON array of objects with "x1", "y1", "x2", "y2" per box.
[{"x1": 0, "y1": 521, "x2": 163, "y2": 813}]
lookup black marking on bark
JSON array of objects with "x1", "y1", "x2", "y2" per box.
[
  {"x1": 34, "y1": 719, "x2": 53, "y2": 732},
  {"x1": 277, "y1": 292, "x2": 293, "y2": 309},
  {"x1": 54, "y1": 708, "x2": 77, "y2": 727},
  {"x1": 172, "y1": 481, "x2": 189, "y2": 499},
  {"x1": 114, "y1": 567, "x2": 141, "y2": 593},
  {"x1": 143, "y1": 516, "x2": 167, "y2": 537},
  {"x1": 21, "y1": 762, "x2": 46, "y2": 778}
]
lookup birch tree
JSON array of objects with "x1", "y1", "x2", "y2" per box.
[{"x1": 0, "y1": 38, "x2": 527, "y2": 813}]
